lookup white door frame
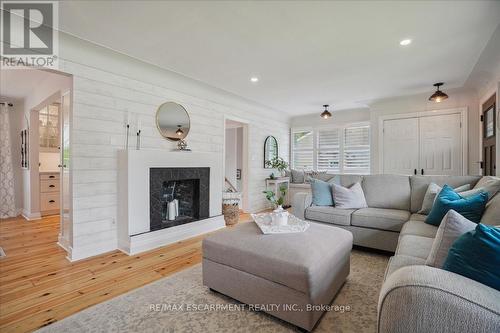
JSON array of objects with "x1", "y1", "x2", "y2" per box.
[
  {"x1": 223, "y1": 115, "x2": 250, "y2": 212},
  {"x1": 378, "y1": 107, "x2": 468, "y2": 175}
]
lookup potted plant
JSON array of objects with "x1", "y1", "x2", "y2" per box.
[
  {"x1": 263, "y1": 186, "x2": 289, "y2": 225},
  {"x1": 265, "y1": 156, "x2": 289, "y2": 177}
]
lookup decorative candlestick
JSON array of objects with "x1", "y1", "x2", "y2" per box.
[
  {"x1": 136, "y1": 130, "x2": 141, "y2": 150},
  {"x1": 125, "y1": 124, "x2": 130, "y2": 150}
]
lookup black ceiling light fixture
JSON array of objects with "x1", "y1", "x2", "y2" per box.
[
  {"x1": 175, "y1": 125, "x2": 184, "y2": 136},
  {"x1": 429, "y1": 82, "x2": 449, "y2": 103},
  {"x1": 320, "y1": 104, "x2": 332, "y2": 119}
]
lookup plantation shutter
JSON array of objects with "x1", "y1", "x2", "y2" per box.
[
  {"x1": 343, "y1": 125, "x2": 370, "y2": 173},
  {"x1": 317, "y1": 129, "x2": 340, "y2": 172},
  {"x1": 292, "y1": 130, "x2": 313, "y2": 170}
]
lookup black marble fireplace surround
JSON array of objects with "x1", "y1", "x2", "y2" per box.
[{"x1": 150, "y1": 167, "x2": 210, "y2": 232}]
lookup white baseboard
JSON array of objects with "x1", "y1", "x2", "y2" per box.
[
  {"x1": 21, "y1": 210, "x2": 41, "y2": 221},
  {"x1": 120, "y1": 215, "x2": 226, "y2": 256},
  {"x1": 68, "y1": 240, "x2": 118, "y2": 262}
]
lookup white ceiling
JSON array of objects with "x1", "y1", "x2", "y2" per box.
[{"x1": 59, "y1": 1, "x2": 500, "y2": 115}]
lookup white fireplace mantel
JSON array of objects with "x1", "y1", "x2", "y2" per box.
[{"x1": 117, "y1": 149, "x2": 225, "y2": 255}]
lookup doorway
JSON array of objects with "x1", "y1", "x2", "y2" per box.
[
  {"x1": 224, "y1": 118, "x2": 249, "y2": 212},
  {"x1": 0, "y1": 68, "x2": 73, "y2": 257},
  {"x1": 482, "y1": 93, "x2": 496, "y2": 176}
]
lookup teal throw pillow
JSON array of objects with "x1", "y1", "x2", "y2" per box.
[
  {"x1": 443, "y1": 224, "x2": 500, "y2": 291},
  {"x1": 426, "y1": 185, "x2": 488, "y2": 226}
]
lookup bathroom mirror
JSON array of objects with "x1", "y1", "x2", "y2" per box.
[
  {"x1": 156, "y1": 102, "x2": 190, "y2": 141},
  {"x1": 264, "y1": 136, "x2": 278, "y2": 168}
]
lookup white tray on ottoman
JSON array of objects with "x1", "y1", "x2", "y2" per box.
[{"x1": 202, "y1": 222, "x2": 353, "y2": 331}]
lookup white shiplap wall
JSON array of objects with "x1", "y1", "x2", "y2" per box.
[{"x1": 58, "y1": 36, "x2": 290, "y2": 260}]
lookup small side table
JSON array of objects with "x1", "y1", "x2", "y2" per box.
[{"x1": 265, "y1": 177, "x2": 290, "y2": 207}]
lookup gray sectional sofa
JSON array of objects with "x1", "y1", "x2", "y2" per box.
[{"x1": 292, "y1": 174, "x2": 500, "y2": 333}]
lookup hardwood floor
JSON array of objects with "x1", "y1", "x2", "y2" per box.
[{"x1": 0, "y1": 213, "x2": 253, "y2": 333}]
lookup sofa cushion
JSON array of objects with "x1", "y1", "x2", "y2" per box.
[
  {"x1": 362, "y1": 175, "x2": 411, "y2": 210},
  {"x1": 332, "y1": 182, "x2": 368, "y2": 209},
  {"x1": 400, "y1": 219, "x2": 438, "y2": 238},
  {"x1": 305, "y1": 206, "x2": 354, "y2": 226},
  {"x1": 384, "y1": 255, "x2": 426, "y2": 281},
  {"x1": 426, "y1": 210, "x2": 476, "y2": 268},
  {"x1": 481, "y1": 192, "x2": 500, "y2": 225},
  {"x1": 335, "y1": 174, "x2": 363, "y2": 188},
  {"x1": 396, "y1": 235, "x2": 435, "y2": 259},
  {"x1": 409, "y1": 175, "x2": 481, "y2": 213},
  {"x1": 290, "y1": 169, "x2": 305, "y2": 183},
  {"x1": 461, "y1": 176, "x2": 500, "y2": 201},
  {"x1": 310, "y1": 179, "x2": 334, "y2": 206},
  {"x1": 351, "y1": 208, "x2": 410, "y2": 232},
  {"x1": 409, "y1": 213, "x2": 427, "y2": 222}
]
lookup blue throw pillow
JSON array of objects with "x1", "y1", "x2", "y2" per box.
[
  {"x1": 310, "y1": 179, "x2": 334, "y2": 206},
  {"x1": 425, "y1": 185, "x2": 488, "y2": 226},
  {"x1": 443, "y1": 224, "x2": 500, "y2": 291}
]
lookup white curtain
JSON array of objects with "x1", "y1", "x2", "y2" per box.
[{"x1": 0, "y1": 103, "x2": 16, "y2": 218}]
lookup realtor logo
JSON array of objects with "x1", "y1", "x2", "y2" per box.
[{"x1": 1, "y1": 1, "x2": 58, "y2": 68}]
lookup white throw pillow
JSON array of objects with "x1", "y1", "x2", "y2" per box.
[
  {"x1": 418, "y1": 183, "x2": 471, "y2": 215},
  {"x1": 332, "y1": 182, "x2": 368, "y2": 209},
  {"x1": 425, "y1": 210, "x2": 476, "y2": 268},
  {"x1": 460, "y1": 176, "x2": 500, "y2": 201}
]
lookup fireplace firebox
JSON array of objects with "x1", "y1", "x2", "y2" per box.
[{"x1": 149, "y1": 167, "x2": 209, "y2": 232}]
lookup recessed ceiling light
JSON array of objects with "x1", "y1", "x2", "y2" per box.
[
  {"x1": 400, "y1": 39, "x2": 412, "y2": 46},
  {"x1": 250, "y1": 77, "x2": 259, "y2": 83}
]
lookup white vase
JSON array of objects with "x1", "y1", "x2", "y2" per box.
[{"x1": 272, "y1": 205, "x2": 288, "y2": 226}]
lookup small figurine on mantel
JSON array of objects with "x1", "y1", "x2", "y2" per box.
[{"x1": 177, "y1": 139, "x2": 191, "y2": 151}]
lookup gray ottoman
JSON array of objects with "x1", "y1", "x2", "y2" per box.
[{"x1": 202, "y1": 222, "x2": 353, "y2": 331}]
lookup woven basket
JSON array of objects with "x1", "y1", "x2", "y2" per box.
[{"x1": 222, "y1": 202, "x2": 239, "y2": 225}]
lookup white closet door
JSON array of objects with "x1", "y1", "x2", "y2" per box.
[
  {"x1": 383, "y1": 118, "x2": 419, "y2": 175},
  {"x1": 419, "y1": 113, "x2": 462, "y2": 176}
]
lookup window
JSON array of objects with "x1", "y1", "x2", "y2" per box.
[
  {"x1": 291, "y1": 130, "x2": 313, "y2": 170},
  {"x1": 317, "y1": 128, "x2": 340, "y2": 172},
  {"x1": 39, "y1": 104, "x2": 59, "y2": 150},
  {"x1": 291, "y1": 124, "x2": 370, "y2": 174},
  {"x1": 343, "y1": 125, "x2": 370, "y2": 173}
]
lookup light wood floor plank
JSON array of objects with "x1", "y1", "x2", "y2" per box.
[{"x1": 0, "y1": 212, "x2": 253, "y2": 332}]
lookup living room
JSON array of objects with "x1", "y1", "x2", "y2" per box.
[{"x1": 0, "y1": 1, "x2": 499, "y2": 332}]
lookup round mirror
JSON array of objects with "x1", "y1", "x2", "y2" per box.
[
  {"x1": 156, "y1": 102, "x2": 190, "y2": 141},
  {"x1": 264, "y1": 136, "x2": 278, "y2": 168}
]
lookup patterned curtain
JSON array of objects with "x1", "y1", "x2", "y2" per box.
[{"x1": 0, "y1": 103, "x2": 16, "y2": 218}]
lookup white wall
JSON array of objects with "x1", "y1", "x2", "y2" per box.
[
  {"x1": 291, "y1": 108, "x2": 370, "y2": 128},
  {"x1": 57, "y1": 33, "x2": 290, "y2": 259}
]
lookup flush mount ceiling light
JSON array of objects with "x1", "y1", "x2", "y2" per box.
[
  {"x1": 250, "y1": 77, "x2": 259, "y2": 83},
  {"x1": 175, "y1": 125, "x2": 184, "y2": 136},
  {"x1": 428, "y1": 82, "x2": 449, "y2": 103},
  {"x1": 320, "y1": 104, "x2": 332, "y2": 119},
  {"x1": 399, "y1": 39, "x2": 412, "y2": 46}
]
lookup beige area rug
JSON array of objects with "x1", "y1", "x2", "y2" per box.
[{"x1": 37, "y1": 249, "x2": 389, "y2": 333}]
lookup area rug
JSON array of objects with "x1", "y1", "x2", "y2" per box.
[
  {"x1": 0, "y1": 247, "x2": 5, "y2": 258},
  {"x1": 37, "y1": 249, "x2": 389, "y2": 333}
]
